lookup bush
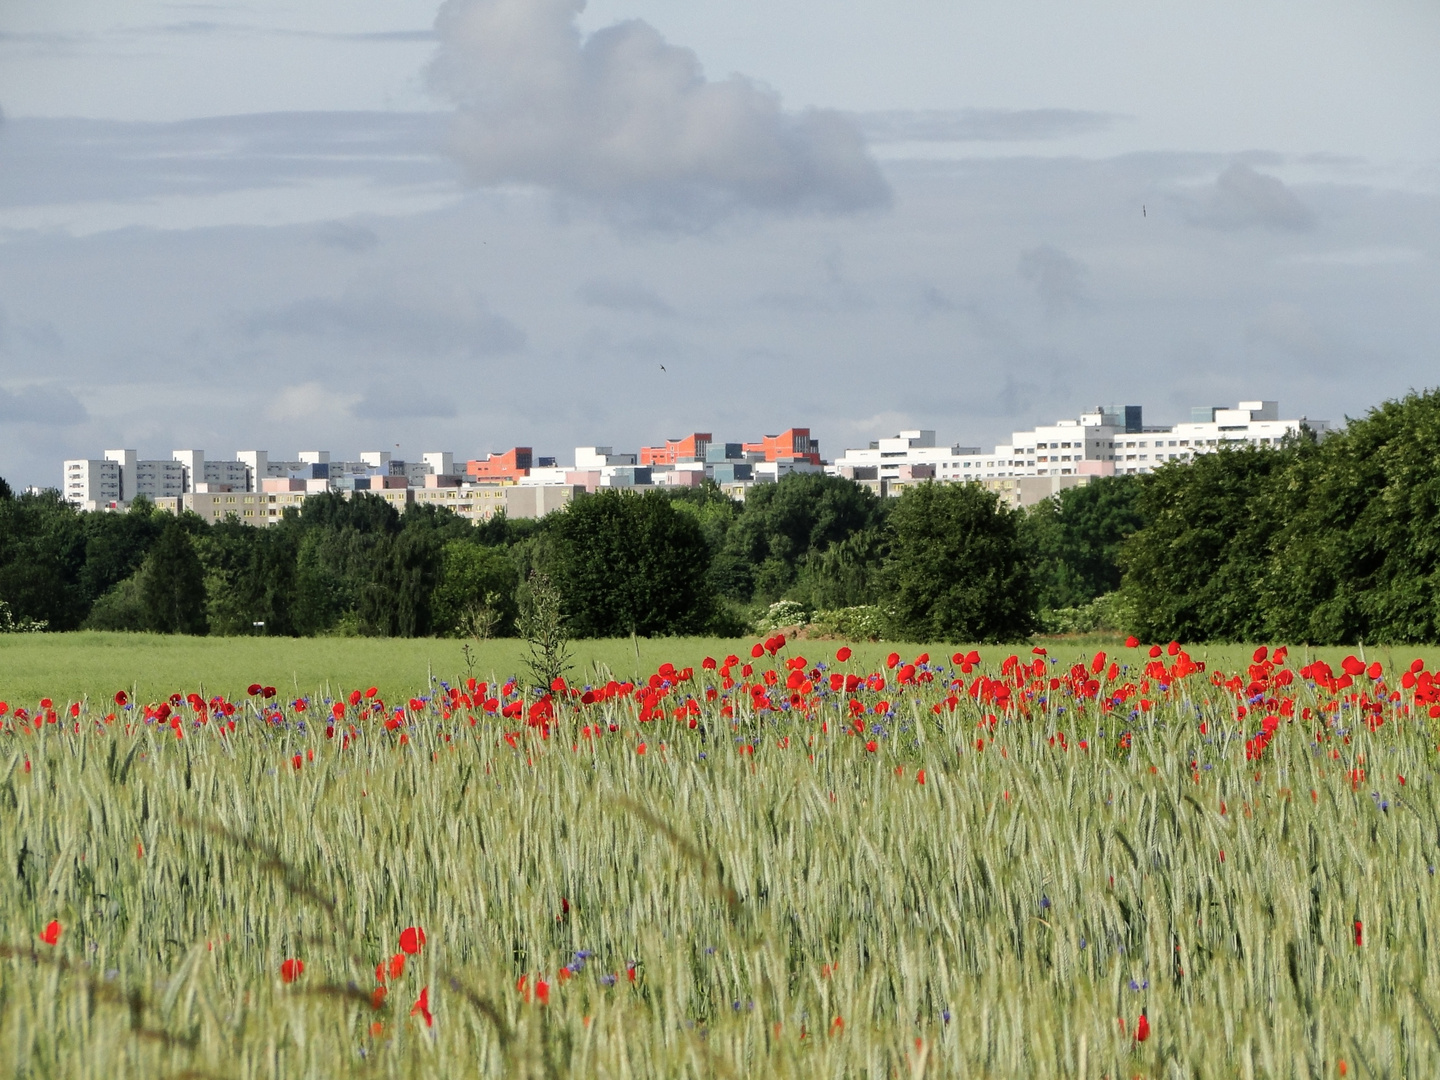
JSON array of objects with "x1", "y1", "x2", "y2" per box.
[
  {"x1": 755, "y1": 599, "x2": 809, "y2": 633},
  {"x1": 1035, "y1": 592, "x2": 1134, "y2": 636},
  {"x1": 83, "y1": 574, "x2": 147, "y2": 632},
  {"x1": 810, "y1": 605, "x2": 887, "y2": 641}
]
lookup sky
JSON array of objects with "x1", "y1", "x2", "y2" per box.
[{"x1": 1, "y1": 0, "x2": 1437, "y2": 488}]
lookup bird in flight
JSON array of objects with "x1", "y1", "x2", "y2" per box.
[
  {"x1": 660, "y1": 364, "x2": 667, "y2": 372},
  {"x1": 1142, "y1": 205, "x2": 1147, "y2": 217}
]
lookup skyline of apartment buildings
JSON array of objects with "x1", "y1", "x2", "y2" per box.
[{"x1": 60, "y1": 401, "x2": 1326, "y2": 524}]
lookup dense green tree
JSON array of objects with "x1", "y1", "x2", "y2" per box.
[
  {"x1": 78, "y1": 499, "x2": 167, "y2": 607},
  {"x1": 84, "y1": 574, "x2": 148, "y2": 631},
  {"x1": 1022, "y1": 476, "x2": 1144, "y2": 610},
  {"x1": 195, "y1": 523, "x2": 299, "y2": 636},
  {"x1": 140, "y1": 519, "x2": 208, "y2": 634},
  {"x1": 1258, "y1": 393, "x2": 1440, "y2": 644},
  {"x1": 293, "y1": 490, "x2": 401, "y2": 536},
  {"x1": 881, "y1": 481, "x2": 1036, "y2": 642},
  {"x1": 1119, "y1": 445, "x2": 1296, "y2": 642},
  {"x1": 431, "y1": 540, "x2": 520, "y2": 637},
  {"x1": 719, "y1": 473, "x2": 885, "y2": 601},
  {"x1": 0, "y1": 475, "x2": 12, "y2": 501},
  {"x1": 550, "y1": 489, "x2": 714, "y2": 636},
  {"x1": 361, "y1": 530, "x2": 443, "y2": 637},
  {"x1": 0, "y1": 490, "x2": 89, "y2": 629},
  {"x1": 794, "y1": 525, "x2": 888, "y2": 609}
]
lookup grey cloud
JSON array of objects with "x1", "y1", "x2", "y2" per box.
[
  {"x1": 0, "y1": 113, "x2": 454, "y2": 211},
  {"x1": 578, "y1": 279, "x2": 674, "y2": 317},
  {"x1": 1248, "y1": 302, "x2": 1324, "y2": 353},
  {"x1": 351, "y1": 385, "x2": 458, "y2": 420},
  {"x1": 427, "y1": 0, "x2": 889, "y2": 228},
  {"x1": 0, "y1": 384, "x2": 87, "y2": 425},
  {"x1": 241, "y1": 288, "x2": 525, "y2": 357},
  {"x1": 1182, "y1": 163, "x2": 1316, "y2": 231},
  {"x1": 132, "y1": 22, "x2": 436, "y2": 42},
  {"x1": 315, "y1": 221, "x2": 381, "y2": 252},
  {"x1": 859, "y1": 109, "x2": 1116, "y2": 144},
  {"x1": 1018, "y1": 245, "x2": 1088, "y2": 315}
]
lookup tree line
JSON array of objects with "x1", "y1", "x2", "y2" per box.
[{"x1": 2, "y1": 389, "x2": 1437, "y2": 644}]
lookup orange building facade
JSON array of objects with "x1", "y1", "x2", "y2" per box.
[
  {"x1": 465, "y1": 447, "x2": 532, "y2": 482},
  {"x1": 743, "y1": 428, "x2": 821, "y2": 465},
  {"x1": 639, "y1": 433, "x2": 711, "y2": 467}
]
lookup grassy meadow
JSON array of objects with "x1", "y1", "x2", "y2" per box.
[{"x1": 3, "y1": 634, "x2": 1440, "y2": 1077}]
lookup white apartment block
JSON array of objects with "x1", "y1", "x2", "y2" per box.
[
  {"x1": 62, "y1": 458, "x2": 122, "y2": 509},
  {"x1": 832, "y1": 401, "x2": 1328, "y2": 504}
]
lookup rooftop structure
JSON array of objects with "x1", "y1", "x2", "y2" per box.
[{"x1": 831, "y1": 400, "x2": 1328, "y2": 505}]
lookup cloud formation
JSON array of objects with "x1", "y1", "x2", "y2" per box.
[
  {"x1": 241, "y1": 287, "x2": 525, "y2": 357},
  {"x1": 859, "y1": 109, "x2": 1115, "y2": 144},
  {"x1": 0, "y1": 384, "x2": 87, "y2": 426},
  {"x1": 351, "y1": 385, "x2": 458, "y2": 420},
  {"x1": 1018, "y1": 245, "x2": 1088, "y2": 315},
  {"x1": 315, "y1": 221, "x2": 381, "y2": 252},
  {"x1": 427, "y1": 0, "x2": 889, "y2": 226},
  {"x1": 578, "y1": 279, "x2": 674, "y2": 317},
  {"x1": 1182, "y1": 163, "x2": 1316, "y2": 231}
]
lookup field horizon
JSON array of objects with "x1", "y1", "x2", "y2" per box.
[{"x1": 5, "y1": 631, "x2": 1438, "y2": 706}]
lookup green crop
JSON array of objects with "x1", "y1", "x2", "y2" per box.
[{"x1": 3, "y1": 639, "x2": 1440, "y2": 1078}]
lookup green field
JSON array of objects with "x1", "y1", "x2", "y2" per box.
[
  {"x1": 4, "y1": 636, "x2": 1440, "y2": 1076},
  {"x1": 4, "y1": 631, "x2": 1435, "y2": 707}
]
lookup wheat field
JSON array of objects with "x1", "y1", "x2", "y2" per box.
[{"x1": 3, "y1": 639, "x2": 1439, "y2": 1078}]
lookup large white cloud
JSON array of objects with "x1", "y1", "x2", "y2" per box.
[{"x1": 427, "y1": 0, "x2": 889, "y2": 226}]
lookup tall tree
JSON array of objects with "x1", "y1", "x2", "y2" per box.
[
  {"x1": 1258, "y1": 393, "x2": 1440, "y2": 644},
  {"x1": 1119, "y1": 446, "x2": 1294, "y2": 642},
  {"x1": 141, "y1": 519, "x2": 208, "y2": 634},
  {"x1": 1023, "y1": 476, "x2": 1144, "y2": 610},
  {"x1": 881, "y1": 481, "x2": 1036, "y2": 642},
  {"x1": 719, "y1": 473, "x2": 885, "y2": 601},
  {"x1": 551, "y1": 489, "x2": 714, "y2": 637},
  {"x1": 431, "y1": 540, "x2": 520, "y2": 637}
]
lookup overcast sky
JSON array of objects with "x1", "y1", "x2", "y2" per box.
[{"x1": 1, "y1": 0, "x2": 1437, "y2": 488}]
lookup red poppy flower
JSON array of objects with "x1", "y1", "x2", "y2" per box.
[
  {"x1": 1125, "y1": 636, "x2": 1139, "y2": 648},
  {"x1": 389, "y1": 952, "x2": 406, "y2": 979},
  {"x1": 751, "y1": 643, "x2": 765, "y2": 658},
  {"x1": 1135, "y1": 1012, "x2": 1150, "y2": 1042},
  {"x1": 114, "y1": 690, "x2": 128, "y2": 706},
  {"x1": 399, "y1": 927, "x2": 426, "y2": 955},
  {"x1": 411, "y1": 986, "x2": 432, "y2": 1026},
  {"x1": 886, "y1": 652, "x2": 900, "y2": 669},
  {"x1": 40, "y1": 920, "x2": 61, "y2": 946},
  {"x1": 281, "y1": 958, "x2": 305, "y2": 983},
  {"x1": 247, "y1": 683, "x2": 263, "y2": 696},
  {"x1": 836, "y1": 647, "x2": 852, "y2": 662}
]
